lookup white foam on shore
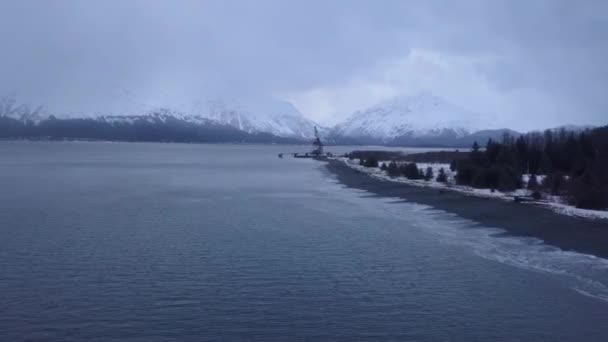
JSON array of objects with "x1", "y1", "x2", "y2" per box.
[
  {"x1": 397, "y1": 202, "x2": 608, "y2": 303},
  {"x1": 331, "y1": 181, "x2": 608, "y2": 304},
  {"x1": 324, "y1": 167, "x2": 608, "y2": 304}
]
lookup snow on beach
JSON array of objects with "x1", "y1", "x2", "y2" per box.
[{"x1": 340, "y1": 158, "x2": 608, "y2": 221}]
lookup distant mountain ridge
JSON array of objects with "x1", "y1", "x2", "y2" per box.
[
  {"x1": 0, "y1": 95, "x2": 322, "y2": 143},
  {"x1": 0, "y1": 110, "x2": 303, "y2": 144},
  {"x1": 0, "y1": 94, "x2": 594, "y2": 146},
  {"x1": 328, "y1": 93, "x2": 508, "y2": 146},
  {"x1": 200, "y1": 99, "x2": 322, "y2": 139}
]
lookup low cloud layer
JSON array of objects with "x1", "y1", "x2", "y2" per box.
[{"x1": 1, "y1": 0, "x2": 607, "y2": 130}]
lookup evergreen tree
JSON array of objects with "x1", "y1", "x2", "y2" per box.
[
  {"x1": 568, "y1": 170, "x2": 607, "y2": 209},
  {"x1": 470, "y1": 141, "x2": 484, "y2": 166},
  {"x1": 455, "y1": 161, "x2": 475, "y2": 185},
  {"x1": 527, "y1": 174, "x2": 539, "y2": 190},
  {"x1": 450, "y1": 160, "x2": 458, "y2": 172},
  {"x1": 402, "y1": 163, "x2": 421, "y2": 180},
  {"x1": 363, "y1": 157, "x2": 379, "y2": 168},
  {"x1": 424, "y1": 166, "x2": 434, "y2": 181},
  {"x1": 542, "y1": 172, "x2": 566, "y2": 195},
  {"x1": 498, "y1": 167, "x2": 522, "y2": 192},
  {"x1": 436, "y1": 168, "x2": 447, "y2": 183},
  {"x1": 386, "y1": 161, "x2": 401, "y2": 177}
]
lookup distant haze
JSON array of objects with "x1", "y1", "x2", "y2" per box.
[{"x1": 1, "y1": 0, "x2": 607, "y2": 131}]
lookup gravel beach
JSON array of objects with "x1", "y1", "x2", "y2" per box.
[{"x1": 324, "y1": 159, "x2": 608, "y2": 259}]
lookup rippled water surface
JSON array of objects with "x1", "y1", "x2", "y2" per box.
[{"x1": 1, "y1": 142, "x2": 608, "y2": 341}]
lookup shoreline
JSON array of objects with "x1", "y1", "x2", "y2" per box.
[{"x1": 323, "y1": 158, "x2": 608, "y2": 259}]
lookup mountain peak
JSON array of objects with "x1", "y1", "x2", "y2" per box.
[
  {"x1": 0, "y1": 94, "x2": 322, "y2": 140},
  {"x1": 333, "y1": 93, "x2": 491, "y2": 143}
]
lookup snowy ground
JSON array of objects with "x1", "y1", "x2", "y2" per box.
[{"x1": 340, "y1": 158, "x2": 608, "y2": 221}]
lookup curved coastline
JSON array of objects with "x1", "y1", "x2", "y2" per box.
[{"x1": 323, "y1": 158, "x2": 608, "y2": 259}]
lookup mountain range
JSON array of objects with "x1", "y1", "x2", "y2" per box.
[
  {"x1": 328, "y1": 94, "x2": 514, "y2": 146},
  {"x1": 0, "y1": 93, "x2": 572, "y2": 146}
]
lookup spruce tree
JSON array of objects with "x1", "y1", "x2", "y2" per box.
[
  {"x1": 527, "y1": 174, "x2": 539, "y2": 190},
  {"x1": 436, "y1": 168, "x2": 448, "y2": 183},
  {"x1": 387, "y1": 161, "x2": 401, "y2": 177},
  {"x1": 424, "y1": 166, "x2": 434, "y2": 181},
  {"x1": 402, "y1": 163, "x2": 421, "y2": 180},
  {"x1": 363, "y1": 157, "x2": 379, "y2": 168},
  {"x1": 450, "y1": 160, "x2": 458, "y2": 172}
]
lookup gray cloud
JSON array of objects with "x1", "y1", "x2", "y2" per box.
[{"x1": 0, "y1": 0, "x2": 607, "y2": 130}]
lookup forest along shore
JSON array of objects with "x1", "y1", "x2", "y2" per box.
[{"x1": 323, "y1": 158, "x2": 608, "y2": 260}]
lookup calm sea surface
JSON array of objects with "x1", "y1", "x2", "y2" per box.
[{"x1": 1, "y1": 141, "x2": 608, "y2": 341}]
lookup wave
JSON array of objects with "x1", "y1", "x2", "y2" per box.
[
  {"x1": 335, "y1": 185, "x2": 608, "y2": 304},
  {"x1": 407, "y1": 203, "x2": 608, "y2": 303}
]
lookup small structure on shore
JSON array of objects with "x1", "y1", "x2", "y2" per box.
[
  {"x1": 311, "y1": 126, "x2": 323, "y2": 156},
  {"x1": 278, "y1": 126, "x2": 334, "y2": 159}
]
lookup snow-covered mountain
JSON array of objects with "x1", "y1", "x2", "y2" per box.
[
  {"x1": 0, "y1": 95, "x2": 323, "y2": 140},
  {"x1": 193, "y1": 99, "x2": 321, "y2": 139},
  {"x1": 94, "y1": 100, "x2": 322, "y2": 139},
  {"x1": 331, "y1": 93, "x2": 494, "y2": 144},
  {"x1": 1, "y1": 92, "x2": 533, "y2": 146}
]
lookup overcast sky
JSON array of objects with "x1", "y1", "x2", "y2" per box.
[{"x1": 1, "y1": 0, "x2": 607, "y2": 130}]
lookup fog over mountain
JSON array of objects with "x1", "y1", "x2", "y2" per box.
[{"x1": 1, "y1": 0, "x2": 607, "y2": 132}]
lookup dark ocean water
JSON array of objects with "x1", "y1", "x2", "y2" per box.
[{"x1": 1, "y1": 141, "x2": 608, "y2": 342}]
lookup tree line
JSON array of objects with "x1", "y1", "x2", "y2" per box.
[
  {"x1": 452, "y1": 126, "x2": 608, "y2": 209},
  {"x1": 352, "y1": 125, "x2": 608, "y2": 210},
  {"x1": 357, "y1": 155, "x2": 449, "y2": 183}
]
